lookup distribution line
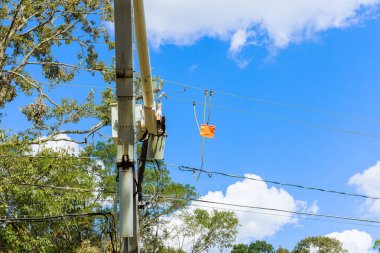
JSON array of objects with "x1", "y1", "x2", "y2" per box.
[
  {"x1": 33, "y1": 79, "x2": 380, "y2": 126},
  {"x1": 151, "y1": 195, "x2": 380, "y2": 225},
  {"x1": 191, "y1": 204, "x2": 380, "y2": 228},
  {"x1": 170, "y1": 164, "x2": 380, "y2": 200},
  {"x1": 0, "y1": 212, "x2": 113, "y2": 224},
  {"x1": 163, "y1": 79, "x2": 380, "y2": 125},
  {"x1": 1, "y1": 182, "x2": 115, "y2": 194},
  {"x1": 168, "y1": 96, "x2": 380, "y2": 140},
  {"x1": 0, "y1": 154, "x2": 99, "y2": 159}
]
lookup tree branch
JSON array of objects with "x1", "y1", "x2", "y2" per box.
[
  {"x1": 28, "y1": 121, "x2": 105, "y2": 145},
  {"x1": 25, "y1": 61, "x2": 108, "y2": 72},
  {"x1": 14, "y1": 16, "x2": 86, "y2": 73}
]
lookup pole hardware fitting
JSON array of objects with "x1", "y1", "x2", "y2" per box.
[
  {"x1": 115, "y1": 69, "x2": 133, "y2": 79},
  {"x1": 117, "y1": 155, "x2": 135, "y2": 170}
]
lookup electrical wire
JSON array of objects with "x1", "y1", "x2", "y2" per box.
[
  {"x1": 191, "y1": 204, "x2": 380, "y2": 228},
  {"x1": 0, "y1": 154, "x2": 99, "y2": 160},
  {"x1": 148, "y1": 195, "x2": 380, "y2": 225},
  {"x1": 163, "y1": 79, "x2": 380, "y2": 126},
  {"x1": 0, "y1": 212, "x2": 113, "y2": 224},
  {"x1": 1, "y1": 182, "x2": 116, "y2": 194},
  {"x1": 33, "y1": 78, "x2": 380, "y2": 126},
  {"x1": 168, "y1": 96, "x2": 380, "y2": 140},
  {"x1": 169, "y1": 164, "x2": 380, "y2": 201}
]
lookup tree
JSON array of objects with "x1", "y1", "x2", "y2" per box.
[
  {"x1": 1, "y1": 0, "x2": 115, "y2": 146},
  {"x1": 276, "y1": 246, "x2": 289, "y2": 253},
  {"x1": 170, "y1": 209, "x2": 239, "y2": 253},
  {"x1": 292, "y1": 236, "x2": 347, "y2": 253},
  {"x1": 0, "y1": 140, "x2": 115, "y2": 252},
  {"x1": 231, "y1": 240, "x2": 280, "y2": 253},
  {"x1": 137, "y1": 159, "x2": 239, "y2": 253},
  {"x1": 232, "y1": 244, "x2": 248, "y2": 253},
  {"x1": 247, "y1": 240, "x2": 275, "y2": 253},
  {"x1": 373, "y1": 240, "x2": 380, "y2": 252}
]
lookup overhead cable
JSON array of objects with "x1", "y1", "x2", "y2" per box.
[
  {"x1": 168, "y1": 96, "x2": 380, "y2": 140},
  {"x1": 1, "y1": 182, "x2": 115, "y2": 194},
  {"x1": 0, "y1": 212, "x2": 113, "y2": 224},
  {"x1": 163, "y1": 79, "x2": 380, "y2": 126},
  {"x1": 149, "y1": 195, "x2": 380, "y2": 225},
  {"x1": 191, "y1": 204, "x2": 380, "y2": 228},
  {"x1": 0, "y1": 154, "x2": 99, "y2": 160},
  {"x1": 170, "y1": 164, "x2": 380, "y2": 201}
]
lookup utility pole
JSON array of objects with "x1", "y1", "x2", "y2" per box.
[
  {"x1": 114, "y1": 0, "x2": 136, "y2": 252},
  {"x1": 112, "y1": 0, "x2": 166, "y2": 252}
]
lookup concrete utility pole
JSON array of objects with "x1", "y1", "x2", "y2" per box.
[
  {"x1": 113, "y1": 0, "x2": 166, "y2": 252},
  {"x1": 113, "y1": 0, "x2": 137, "y2": 252}
]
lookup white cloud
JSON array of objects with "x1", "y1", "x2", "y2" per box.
[
  {"x1": 163, "y1": 173, "x2": 318, "y2": 250},
  {"x1": 189, "y1": 64, "x2": 198, "y2": 71},
  {"x1": 143, "y1": 0, "x2": 380, "y2": 51},
  {"x1": 327, "y1": 230, "x2": 374, "y2": 253},
  {"x1": 349, "y1": 162, "x2": 380, "y2": 217},
  {"x1": 104, "y1": 21, "x2": 114, "y2": 34},
  {"x1": 30, "y1": 134, "x2": 81, "y2": 155}
]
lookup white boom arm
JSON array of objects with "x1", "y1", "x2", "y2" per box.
[{"x1": 133, "y1": 0, "x2": 157, "y2": 134}]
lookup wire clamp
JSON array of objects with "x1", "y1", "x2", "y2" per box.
[{"x1": 117, "y1": 155, "x2": 135, "y2": 170}]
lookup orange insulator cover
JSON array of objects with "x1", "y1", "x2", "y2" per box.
[{"x1": 200, "y1": 124, "x2": 216, "y2": 138}]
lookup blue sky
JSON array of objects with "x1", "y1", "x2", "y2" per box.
[
  {"x1": 3, "y1": 1, "x2": 380, "y2": 252},
  {"x1": 156, "y1": 18, "x2": 380, "y2": 251}
]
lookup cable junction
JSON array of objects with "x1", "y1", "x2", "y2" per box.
[{"x1": 169, "y1": 164, "x2": 380, "y2": 201}]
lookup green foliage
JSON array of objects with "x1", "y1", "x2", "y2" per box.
[
  {"x1": 0, "y1": 141, "x2": 111, "y2": 252},
  {"x1": 276, "y1": 246, "x2": 290, "y2": 253},
  {"x1": 139, "y1": 160, "x2": 239, "y2": 253},
  {"x1": 292, "y1": 236, "x2": 348, "y2": 253},
  {"x1": 0, "y1": 0, "x2": 116, "y2": 144},
  {"x1": 139, "y1": 160, "x2": 198, "y2": 253},
  {"x1": 182, "y1": 209, "x2": 239, "y2": 253},
  {"x1": 373, "y1": 240, "x2": 380, "y2": 252},
  {"x1": 232, "y1": 244, "x2": 249, "y2": 253},
  {"x1": 247, "y1": 240, "x2": 275, "y2": 253},
  {"x1": 0, "y1": 0, "x2": 114, "y2": 104},
  {"x1": 232, "y1": 240, "x2": 280, "y2": 253}
]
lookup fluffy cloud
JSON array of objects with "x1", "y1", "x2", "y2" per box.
[
  {"x1": 188, "y1": 174, "x2": 317, "y2": 244},
  {"x1": 30, "y1": 134, "x2": 81, "y2": 155},
  {"x1": 349, "y1": 162, "x2": 380, "y2": 217},
  {"x1": 143, "y1": 0, "x2": 380, "y2": 51},
  {"x1": 327, "y1": 230, "x2": 374, "y2": 253}
]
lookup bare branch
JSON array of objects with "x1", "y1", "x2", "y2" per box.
[
  {"x1": 28, "y1": 121, "x2": 105, "y2": 145},
  {"x1": 1, "y1": 0, "x2": 25, "y2": 45},
  {"x1": 25, "y1": 61, "x2": 109, "y2": 72},
  {"x1": 14, "y1": 16, "x2": 86, "y2": 73},
  {"x1": 3, "y1": 70, "x2": 61, "y2": 108}
]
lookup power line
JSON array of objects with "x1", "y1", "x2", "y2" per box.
[
  {"x1": 163, "y1": 79, "x2": 380, "y2": 126},
  {"x1": 23, "y1": 78, "x2": 380, "y2": 126},
  {"x1": 0, "y1": 154, "x2": 99, "y2": 160},
  {"x1": 151, "y1": 195, "x2": 380, "y2": 225},
  {"x1": 191, "y1": 204, "x2": 380, "y2": 228},
  {"x1": 170, "y1": 164, "x2": 380, "y2": 201},
  {"x1": 168, "y1": 96, "x2": 380, "y2": 140},
  {"x1": 1, "y1": 182, "x2": 116, "y2": 194},
  {"x1": 0, "y1": 212, "x2": 113, "y2": 224}
]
